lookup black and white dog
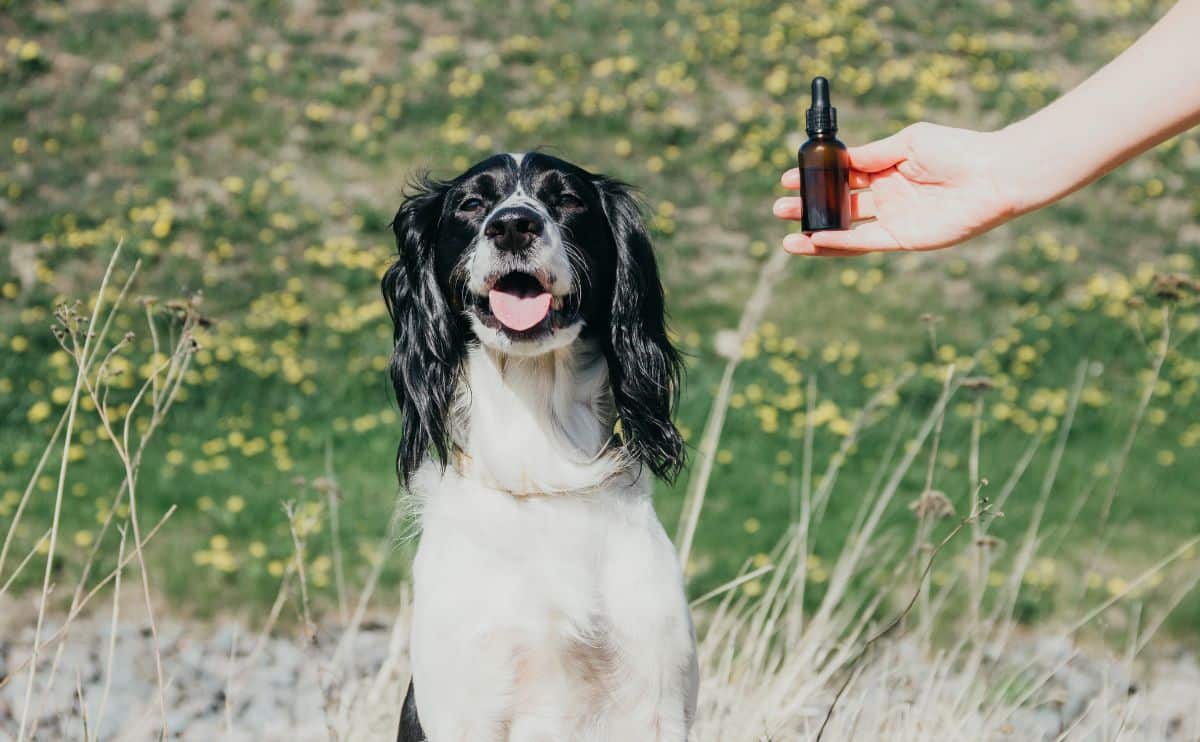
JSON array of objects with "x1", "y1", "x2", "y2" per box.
[{"x1": 384, "y1": 153, "x2": 698, "y2": 741}]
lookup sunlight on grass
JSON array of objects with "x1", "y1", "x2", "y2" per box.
[{"x1": 1, "y1": 248, "x2": 1196, "y2": 739}]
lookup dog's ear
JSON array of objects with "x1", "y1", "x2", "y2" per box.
[
  {"x1": 382, "y1": 176, "x2": 462, "y2": 484},
  {"x1": 597, "y1": 179, "x2": 686, "y2": 482}
]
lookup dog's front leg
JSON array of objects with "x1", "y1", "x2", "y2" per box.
[
  {"x1": 598, "y1": 514, "x2": 699, "y2": 742},
  {"x1": 410, "y1": 530, "x2": 527, "y2": 742},
  {"x1": 410, "y1": 618, "x2": 520, "y2": 742},
  {"x1": 598, "y1": 624, "x2": 697, "y2": 742}
]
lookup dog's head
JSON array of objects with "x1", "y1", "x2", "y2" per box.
[{"x1": 383, "y1": 152, "x2": 684, "y2": 484}]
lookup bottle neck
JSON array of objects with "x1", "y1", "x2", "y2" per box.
[{"x1": 806, "y1": 129, "x2": 838, "y2": 140}]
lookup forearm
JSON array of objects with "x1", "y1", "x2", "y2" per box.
[{"x1": 994, "y1": 0, "x2": 1200, "y2": 213}]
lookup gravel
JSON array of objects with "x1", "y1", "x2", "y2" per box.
[
  {"x1": 2, "y1": 595, "x2": 1197, "y2": 741},
  {"x1": 0, "y1": 598, "x2": 409, "y2": 741}
]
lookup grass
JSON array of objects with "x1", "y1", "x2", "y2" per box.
[
  {"x1": 2, "y1": 253, "x2": 1197, "y2": 740},
  {"x1": 1, "y1": 0, "x2": 1199, "y2": 637}
]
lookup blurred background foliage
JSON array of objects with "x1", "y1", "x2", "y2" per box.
[{"x1": 1, "y1": 0, "x2": 1197, "y2": 629}]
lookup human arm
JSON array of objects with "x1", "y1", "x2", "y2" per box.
[{"x1": 775, "y1": 0, "x2": 1200, "y2": 256}]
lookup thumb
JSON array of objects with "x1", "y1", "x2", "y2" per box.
[{"x1": 847, "y1": 125, "x2": 917, "y2": 173}]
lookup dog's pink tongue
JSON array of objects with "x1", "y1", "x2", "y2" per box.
[{"x1": 489, "y1": 289, "x2": 552, "y2": 331}]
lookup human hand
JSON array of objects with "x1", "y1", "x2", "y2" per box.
[{"x1": 774, "y1": 123, "x2": 1026, "y2": 256}]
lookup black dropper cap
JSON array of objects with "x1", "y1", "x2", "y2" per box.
[{"x1": 805, "y1": 77, "x2": 838, "y2": 136}]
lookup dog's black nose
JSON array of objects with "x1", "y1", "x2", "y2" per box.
[{"x1": 484, "y1": 207, "x2": 543, "y2": 253}]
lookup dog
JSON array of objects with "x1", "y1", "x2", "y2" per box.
[{"x1": 383, "y1": 152, "x2": 698, "y2": 741}]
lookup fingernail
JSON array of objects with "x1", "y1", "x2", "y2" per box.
[{"x1": 772, "y1": 199, "x2": 787, "y2": 216}]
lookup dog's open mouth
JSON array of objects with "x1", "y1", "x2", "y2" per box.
[{"x1": 470, "y1": 271, "x2": 579, "y2": 337}]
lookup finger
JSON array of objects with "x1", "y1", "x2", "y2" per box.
[
  {"x1": 781, "y1": 232, "x2": 815, "y2": 254},
  {"x1": 785, "y1": 243, "x2": 868, "y2": 258},
  {"x1": 788, "y1": 165, "x2": 873, "y2": 191},
  {"x1": 851, "y1": 191, "x2": 875, "y2": 221},
  {"x1": 847, "y1": 126, "x2": 914, "y2": 173},
  {"x1": 775, "y1": 192, "x2": 875, "y2": 222},
  {"x1": 787, "y1": 167, "x2": 873, "y2": 193},
  {"x1": 809, "y1": 221, "x2": 902, "y2": 251},
  {"x1": 772, "y1": 196, "x2": 803, "y2": 220}
]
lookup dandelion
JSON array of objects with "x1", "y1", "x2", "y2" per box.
[
  {"x1": 305, "y1": 102, "x2": 334, "y2": 123},
  {"x1": 1106, "y1": 577, "x2": 1129, "y2": 596},
  {"x1": 27, "y1": 401, "x2": 51, "y2": 423},
  {"x1": 19, "y1": 40, "x2": 41, "y2": 61}
]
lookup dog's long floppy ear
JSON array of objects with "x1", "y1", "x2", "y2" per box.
[
  {"x1": 597, "y1": 179, "x2": 686, "y2": 482},
  {"x1": 382, "y1": 176, "x2": 461, "y2": 485}
]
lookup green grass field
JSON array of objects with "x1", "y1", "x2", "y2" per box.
[{"x1": 2, "y1": 0, "x2": 1197, "y2": 631}]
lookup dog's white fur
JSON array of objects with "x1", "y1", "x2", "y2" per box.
[
  {"x1": 409, "y1": 344, "x2": 698, "y2": 740},
  {"x1": 407, "y1": 164, "x2": 699, "y2": 740}
]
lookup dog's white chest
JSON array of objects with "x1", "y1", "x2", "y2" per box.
[{"x1": 409, "y1": 467, "x2": 698, "y2": 741}]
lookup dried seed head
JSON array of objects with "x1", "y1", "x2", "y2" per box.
[
  {"x1": 975, "y1": 535, "x2": 1000, "y2": 550},
  {"x1": 908, "y1": 489, "x2": 955, "y2": 519},
  {"x1": 962, "y1": 376, "x2": 995, "y2": 391},
  {"x1": 1152, "y1": 272, "x2": 1195, "y2": 302},
  {"x1": 311, "y1": 476, "x2": 339, "y2": 494}
]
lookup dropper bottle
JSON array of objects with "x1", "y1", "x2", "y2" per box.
[{"x1": 797, "y1": 77, "x2": 851, "y2": 231}]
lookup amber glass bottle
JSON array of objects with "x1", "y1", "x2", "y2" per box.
[{"x1": 798, "y1": 77, "x2": 851, "y2": 231}]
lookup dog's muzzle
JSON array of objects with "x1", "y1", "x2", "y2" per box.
[{"x1": 484, "y1": 206, "x2": 543, "y2": 255}]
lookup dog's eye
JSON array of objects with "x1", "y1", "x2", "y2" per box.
[
  {"x1": 557, "y1": 193, "x2": 584, "y2": 210},
  {"x1": 458, "y1": 197, "x2": 485, "y2": 213}
]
